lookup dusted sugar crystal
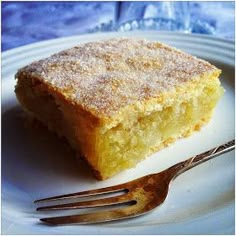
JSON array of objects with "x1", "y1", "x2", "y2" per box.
[{"x1": 15, "y1": 38, "x2": 223, "y2": 179}]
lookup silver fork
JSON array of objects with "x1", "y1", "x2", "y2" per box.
[{"x1": 35, "y1": 140, "x2": 235, "y2": 225}]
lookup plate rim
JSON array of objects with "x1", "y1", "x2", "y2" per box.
[{"x1": 2, "y1": 30, "x2": 235, "y2": 57}]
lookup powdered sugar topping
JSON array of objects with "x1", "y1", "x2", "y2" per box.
[{"x1": 17, "y1": 38, "x2": 216, "y2": 117}]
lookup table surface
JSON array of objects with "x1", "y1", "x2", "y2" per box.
[{"x1": 2, "y1": 1, "x2": 235, "y2": 51}]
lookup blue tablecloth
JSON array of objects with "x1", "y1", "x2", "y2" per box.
[{"x1": 2, "y1": 1, "x2": 235, "y2": 51}]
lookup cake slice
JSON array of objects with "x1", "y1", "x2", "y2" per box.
[{"x1": 15, "y1": 38, "x2": 223, "y2": 180}]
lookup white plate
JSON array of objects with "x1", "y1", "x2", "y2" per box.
[{"x1": 2, "y1": 31, "x2": 235, "y2": 234}]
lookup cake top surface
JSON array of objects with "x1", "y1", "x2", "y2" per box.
[{"x1": 17, "y1": 38, "x2": 218, "y2": 118}]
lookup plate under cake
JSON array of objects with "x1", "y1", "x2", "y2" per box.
[{"x1": 15, "y1": 38, "x2": 223, "y2": 180}]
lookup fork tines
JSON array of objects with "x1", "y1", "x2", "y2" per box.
[{"x1": 35, "y1": 183, "x2": 139, "y2": 225}]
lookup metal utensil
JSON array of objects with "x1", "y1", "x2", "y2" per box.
[{"x1": 35, "y1": 139, "x2": 235, "y2": 225}]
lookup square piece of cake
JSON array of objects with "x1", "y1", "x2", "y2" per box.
[{"x1": 15, "y1": 38, "x2": 223, "y2": 180}]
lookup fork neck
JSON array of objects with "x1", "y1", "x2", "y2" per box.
[{"x1": 167, "y1": 140, "x2": 235, "y2": 179}]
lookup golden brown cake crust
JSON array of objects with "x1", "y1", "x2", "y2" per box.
[{"x1": 16, "y1": 38, "x2": 218, "y2": 119}]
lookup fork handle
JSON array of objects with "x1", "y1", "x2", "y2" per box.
[{"x1": 169, "y1": 139, "x2": 235, "y2": 178}]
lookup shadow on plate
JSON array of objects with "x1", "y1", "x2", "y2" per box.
[
  {"x1": 210, "y1": 60, "x2": 235, "y2": 88},
  {"x1": 2, "y1": 106, "x2": 96, "y2": 192}
]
